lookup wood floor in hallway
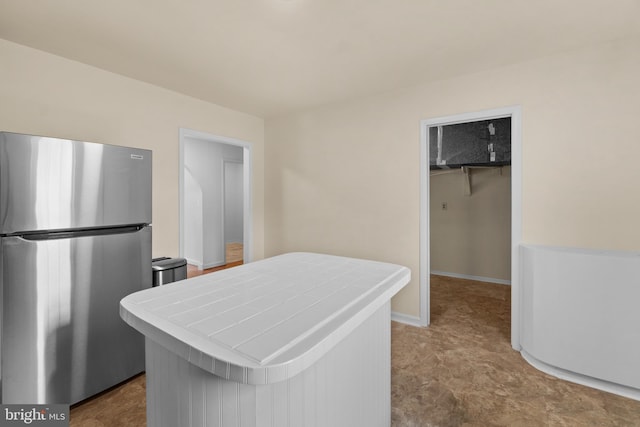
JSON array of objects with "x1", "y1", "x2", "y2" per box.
[
  {"x1": 70, "y1": 274, "x2": 640, "y2": 426},
  {"x1": 186, "y1": 242, "x2": 244, "y2": 278}
]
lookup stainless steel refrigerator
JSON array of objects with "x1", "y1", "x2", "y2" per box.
[{"x1": 0, "y1": 132, "x2": 152, "y2": 404}]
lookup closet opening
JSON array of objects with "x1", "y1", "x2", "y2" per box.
[{"x1": 419, "y1": 106, "x2": 522, "y2": 349}]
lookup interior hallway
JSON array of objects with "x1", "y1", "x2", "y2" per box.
[
  {"x1": 186, "y1": 242, "x2": 244, "y2": 277},
  {"x1": 69, "y1": 274, "x2": 640, "y2": 426}
]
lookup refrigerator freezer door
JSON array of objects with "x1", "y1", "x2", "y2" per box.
[
  {"x1": 1, "y1": 226, "x2": 152, "y2": 404},
  {"x1": 0, "y1": 132, "x2": 151, "y2": 234}
]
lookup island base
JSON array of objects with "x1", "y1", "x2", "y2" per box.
[{"x1": 145, "y1": 303, "x2": 392, "y2": 427}]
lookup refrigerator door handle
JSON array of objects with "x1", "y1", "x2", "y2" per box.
[{"x1": 17, "y1": 224, "x2": 149, "y2": 241}]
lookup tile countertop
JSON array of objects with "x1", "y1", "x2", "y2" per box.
[{"x1": 120, "y1": 252, "x2": 410, "y2": 385}]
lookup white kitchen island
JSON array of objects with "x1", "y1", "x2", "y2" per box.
[{"x1": 120, "y1": 252, "x2": 410, "y2": 427}]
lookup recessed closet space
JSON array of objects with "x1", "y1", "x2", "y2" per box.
[
  {"x1": 428, "y1": 117, "x2": 512, "y2": 327},
  {"x1": 429, "y1": 166, "x2": 511, "y2": 282}
]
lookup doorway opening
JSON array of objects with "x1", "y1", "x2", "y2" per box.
[
  {"x1": 179, "y1": 128, "x2": 253, "y2": 273},
  {"x1": 420, "y1": 106, "x2": 522, "y2": 349}
]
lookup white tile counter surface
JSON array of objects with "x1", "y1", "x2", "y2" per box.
[{"x1": 120, "y1": 252, "x2": 411, "y2": 385}]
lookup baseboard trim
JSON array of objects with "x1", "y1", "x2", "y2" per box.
[
  {"x1": 431, "y1": 270, "x2": 511, "y2": 286},
  {"x1": 184, "y1": 257, "x2": 202, "y2": 269},
  {"x1": 203, "y1": 260, "x2": 226, "y2": 269},
  {"x1": 391, "y1": 311, "x2": 425, "y2": 327}
]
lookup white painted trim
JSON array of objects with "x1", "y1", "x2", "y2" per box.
[
  {"x1": 183, "y1": 257, "x2": 202, "y2": 270},
  {"x1": 179, "y1": 128, "x2": 254, "y2": 266},
  {"x1": 391, "y1": 311, "x2": 424, "y2": 328},
  {"x1": 419, "y1": 105, "x2": 522, "y2": 349},
  {"x1": 418, "y1": 121, "x2": 430, "y2": 326},
  {"x1": 430, "y1": 270, "x2": 511, "y2": 286},
  {"x1": 184, "y1": 257, "x2": 225, "y2": 271},
  {"x1": 179, "y1": 131, "x2": 186, "y2": 259},
  {"x1": 219, "y1": 156, "x2": 226, "y2": 263},
  {"x1": 202, "y1": 260, "x2": 226, "y2": 270},
  {"x1": 242, "y1": 144, "x2": 254, "y2": 264},
  {"x1": 510, "y1": 107, "x2": 523, "y2": 351}
]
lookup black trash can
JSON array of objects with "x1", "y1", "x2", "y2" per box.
[{"x1": 152, "y1": 257, "x2": 187, "y2": 286}]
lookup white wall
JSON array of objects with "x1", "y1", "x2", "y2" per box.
[
  {"x1": 224, "y1": 161, "x2": 244, "y2": 244},
  {"x1": 184, "y1": 167, "x2": 204, "y2": 265},
  {"x1": 184, "y1": 138, "x2": 243, "y2": 268},
  {"x1": 0, "y1": 39, "x2": 265, "y2": 260},
  {"x1": 265, "y1": 36, "x2": 640, "y2": 318}
]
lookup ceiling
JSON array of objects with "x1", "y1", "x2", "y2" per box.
[{"x1": 1, "y1": 0, "x2": 639, "y2": 118}]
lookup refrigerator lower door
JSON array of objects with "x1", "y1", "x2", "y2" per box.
[{"x1": 1, "y1": 226, "x2": 151, "y2": 404}]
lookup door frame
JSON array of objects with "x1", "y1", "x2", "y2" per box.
[
  {"x1": 179, "y1": 128, "x2": 254, "y2": 265},
  {"x1": 419, "y1": 106, "x2": 522, "y2": 350},
  {"x1": 222, "y1": 159, "x2": 244, "y2": 264}
]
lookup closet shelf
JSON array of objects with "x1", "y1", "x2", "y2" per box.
[{"x1": 430, "y1": 165, "x2": 505, "y2": 196}]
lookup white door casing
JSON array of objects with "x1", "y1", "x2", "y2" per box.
[{"x1": 419, "y1": 106, "x2": 522, "y2": 349}]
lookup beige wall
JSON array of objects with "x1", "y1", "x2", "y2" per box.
[
  {"x1": 265, "y1": 36, "x2": 640, "y2": 318},
  {"x1": 3, "y1": 35, "x2": 639, "y2": 318},
  {"x1": 0, "y1": 39, "x2": 265, "y2": 260},
  {"x1": 430, "y1": 168, "x2": 511, "y2": 281}
]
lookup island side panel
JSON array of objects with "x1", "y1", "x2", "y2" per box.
[{"x1": 145, "y1": 302, "x2": 391, "y2": 427}]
